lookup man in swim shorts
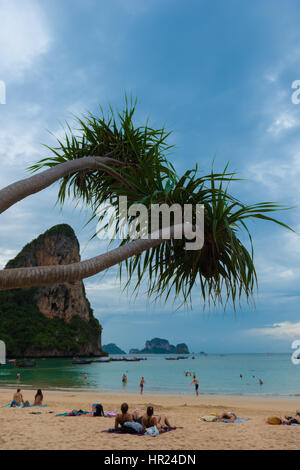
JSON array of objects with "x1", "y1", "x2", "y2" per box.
[{"x1": 191, "y1": 375, "x2": 199, "y2": 396}]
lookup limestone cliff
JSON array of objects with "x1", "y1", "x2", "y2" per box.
[
  {"x1": 129, "y1": 338, "x2": 189, "y2": 354},
  {"x1": 0, "y1": 224, "x2": 105, "y2": 357}
]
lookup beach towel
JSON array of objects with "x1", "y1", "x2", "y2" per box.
[
  {"x1": 55, "y1": 410, "x2": 117, "y2": 417},
  {"x1": 104, "y1": 411, "x2": 117, "y2": 417},
  {"x1": 56, "y1": 410, "x2": 90, "y2": 417},
  {"x1": 102, "y1": 427, "x2": 178, "y2": 436},
  {"x1": 2, "y1": 403, "x2": 48, "y2": 408},
  {"x1": 217, "y1": 418, "x2": 250, "y2": 423}
]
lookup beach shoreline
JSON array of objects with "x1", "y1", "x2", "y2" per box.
[
  {"x1": 1, "y1": 384, "x2": 300, "y2": 399},
  {"x1": 0, "y1": 388, "x2": 300, "y2": 450}
]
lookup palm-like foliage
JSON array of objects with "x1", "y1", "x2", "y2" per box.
[{"x1": 29, "y1": 99, "x2": 292, "y2": 308}]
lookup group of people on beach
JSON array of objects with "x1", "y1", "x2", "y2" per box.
[
  {"x1": 11, "y1": 388, "x2": 43, "y2": 407},
  {"x1": 115, "y1": 402, "x2": 172, "y2": 434},
  {"x1": 120, "y1": 374, "x2": 145, "y2": 394}
]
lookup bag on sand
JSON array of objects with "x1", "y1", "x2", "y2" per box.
[
  {"x1": 200, "y1": 415, "x2": 217, "y2": 422},
  {"x1": 266, "y1": 416, "x2": 282, "y2": 425},
  {"x1": 144, "y1": 425, "x2": 160, "y2": 436},
  {"x1": 93, "y1": 404, "x2": 104, "y2": 416}
]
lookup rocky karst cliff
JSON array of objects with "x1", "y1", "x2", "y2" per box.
[
  {"x1": 0, "y1": 224, "x2": 105, "y2": 357},
  {"x1": 7, "y1": 225, "x2": 91, "y2": 324},
  {"x1": 129, "y1": 338, "x2": 189, "y2": 354}
]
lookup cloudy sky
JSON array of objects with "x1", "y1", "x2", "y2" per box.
[{"x1": 1, "y1": 0, "x2": 300, "y2": 353}]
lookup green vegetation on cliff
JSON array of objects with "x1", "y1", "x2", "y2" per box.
[
  {"x1": 0, "y1": 224, "x2": 105, "y2": 357},
  {"x1": 0, "y1": 287, "x2": 102, "y2": 357}
]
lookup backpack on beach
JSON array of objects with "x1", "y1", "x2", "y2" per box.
[{"x1": 93, "y1": 404, "x2": 104, "y2": 416}]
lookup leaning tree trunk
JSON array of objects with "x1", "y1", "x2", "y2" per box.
[
  {"x1": 0, "y1": 224, "x2": 193, "y2": 290},
  {"x1": 0, "y1": 155, "x2": 131, "y2": 215},
  {"x1": 0, "y1": 153, "x2": 195, "y2": 290}
]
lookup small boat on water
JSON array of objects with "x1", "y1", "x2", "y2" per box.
[
  {"x1": 15, "y1": 361, "x2": 36, "y2": 368},
  {"x1": 165, "y1": 356, "x2": 189, "y2": 360},
  {"x1": 72, "y1": 360, "x2": 93, "y2": 365}
]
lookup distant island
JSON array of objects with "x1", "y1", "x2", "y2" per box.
[
  {"x1": 129, "y1": 338, "x2": 189, "y2": 355},
  {"x1": 102, "y1": 343, "x2": 126, "y2": 355}
]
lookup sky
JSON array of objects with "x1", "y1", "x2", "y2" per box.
[{"x1": 1, "y1": 0, "x2": 300, "y2": 353}]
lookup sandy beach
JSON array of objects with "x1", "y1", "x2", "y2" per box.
[{"x1": 0, "y1": 388, "x2": 299, "y2": 450}]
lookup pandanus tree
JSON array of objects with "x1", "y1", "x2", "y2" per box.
[{"x1": 0, "y1": 99, "x2": 291, "y2": 308}]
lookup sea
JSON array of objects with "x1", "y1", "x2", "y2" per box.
[{"x1": 0, "y1": 353, "x2": 299, "y2": 398}]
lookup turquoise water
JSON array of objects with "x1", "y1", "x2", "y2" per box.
[{"x1": 0, "y1": 354, "x2": 299, "y2": 397}]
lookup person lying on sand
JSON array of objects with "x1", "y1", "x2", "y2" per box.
[
  {"x1": 115, "y1": 403, "x2": 133, "y2": 430},
  {"x1": 282, "y1": 412, "x2": 300, "y2": 425},
  {"x1": 34, "y1": 389, "x2": 43, "y2": 406},
  {"x1": 141, "y1": 406, "x2": 171, "y2": 432},
  {"x1": 12, "y1": 388, "x2": 24, "y2": 406},
  {"x1": 218, "y1": 412, "x2": 237, "y2": 422}
]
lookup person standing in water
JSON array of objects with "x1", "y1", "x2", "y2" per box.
[
  {"x1": 122, "y1": 373, "x2": 127, "y2": 387},
  {"x1": 140, "y1": 376, "x2": 145, "y2": 394},
  {"x1": 191, "y1": 374, "x2": 199, "y2": 396}
]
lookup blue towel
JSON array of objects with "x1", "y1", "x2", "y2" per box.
[
  {"x1": 218, "y1": 418, "x2": 250, "y2": 423},
  {"x1": 2, "y1": 403, "x2": 48, "y2": 408},
  {"x1": 56, "y1": 411, "x2": 90, "y2": 416}
]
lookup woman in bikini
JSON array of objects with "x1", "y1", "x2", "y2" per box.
[
  {"x1": 34, "y1": 389, "x2": 43, "y2": 406},
  {"x1": 115, "y1": 403, "x2": 133, "y2": 430},
  {"x1": 282, "y1": 411, "x2": 300, "y2": 425},
  {"x1": 141, "y1": 406, "x2": 171, "y2": 432},
  {"x1": 218, "y1": 412, "x2": 237, "y2": 422}
]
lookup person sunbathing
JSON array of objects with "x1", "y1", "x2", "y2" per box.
[
  {"x1": 115, "y1": 403, "x2": 133, "y2": 430},
  {"x1": 283, "y1": 412, "x2": 300, "y2": 425},
  {"x1": 218, "y1": 412, "x2": 237, "y2": 422},
  {"x1": 34, "y1": 389, "x2": 43, "y2": 406},
  {"x1": 141, "y1": 406, "x2": 171, "y2": 432},
  {"x1": 12, "y1": 388, "x2": 24, "y2": 406}
]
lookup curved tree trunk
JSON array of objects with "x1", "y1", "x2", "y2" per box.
[
  {"x1": 0, "y1": 155, "x2": 127, "y2": 215},
  {"x1": 0, "y1": 224, "x2": 192, "y2": 290}
]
